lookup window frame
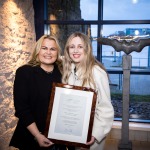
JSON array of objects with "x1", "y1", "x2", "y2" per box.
[{"x1": 34, "y1": 0, "x2": 150, "y2": 123}]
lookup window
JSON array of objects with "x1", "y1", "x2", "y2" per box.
[
  {"x1": 103, "y1": 0, "x2": 150, "y2": 20},
  {"x1": 44, "y1": 0, "x2": 150, "y2": 123}
]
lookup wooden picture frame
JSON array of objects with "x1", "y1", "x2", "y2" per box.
[{"x1": 44, "y1": 82, "x2": 97, "y2": 148}]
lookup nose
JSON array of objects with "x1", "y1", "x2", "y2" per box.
[
  {"x1": 46, "y1": 49, "x2": 51, "y2": 54},
  {"x1": 74, "y1": 47, "x2": 79, "y2": 53}
]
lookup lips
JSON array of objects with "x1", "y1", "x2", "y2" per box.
[
  {"x1": 44, "y1": 56, "x2": 52, "y2": 59},
  {"x1": 73, "y1": 54, "x2": 80, "y2": 58}
]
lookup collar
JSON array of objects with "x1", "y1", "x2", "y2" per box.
[{"x1": 71, "y1": 63, "x2": 83, "y2": 79}]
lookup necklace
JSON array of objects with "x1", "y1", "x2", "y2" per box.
[
  {"x1": 40, "y1": 65, "x2": 54, "y2": 74},
  {"x1": 45, "y1": 70, "x2": 53, "y2": 74}
]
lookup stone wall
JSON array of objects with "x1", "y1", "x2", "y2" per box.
[{"x1": 0, "y1": 0, "x2": 36, "y2": 150}]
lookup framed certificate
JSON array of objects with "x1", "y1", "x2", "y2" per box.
[{"x1": 44, "y1": 82, "x2": 97, "y2": 148}]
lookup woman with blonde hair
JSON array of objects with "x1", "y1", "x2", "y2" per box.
[
  {"x1": 9, "y1": 35, "x2": 69, "y2": 150},
  {"x1": 62, "y1": 32, "x2": 114, "y2": 150}
]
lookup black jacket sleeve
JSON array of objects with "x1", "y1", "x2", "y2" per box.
[{"x1": 13, "y1": 65, "x2": 35, "y2": 127}]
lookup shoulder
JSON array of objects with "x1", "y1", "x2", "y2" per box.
[
  {"x1": 15, "y1": 65, "x2": 34, "y2": 78},
  {"x1": 93, "y1": 65, "x2": 107, "y2": 78},
  {"x1": 16, "y1": 64, "x2": 32, "y2": 73}
]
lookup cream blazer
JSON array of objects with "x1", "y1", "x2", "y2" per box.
[{"x1": 68, "y1": 64, "x2": 114, "y2": 150}]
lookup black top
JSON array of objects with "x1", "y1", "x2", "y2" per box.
[{"x1": 9, "y1": 64, "x2": 67, "y2": 150}]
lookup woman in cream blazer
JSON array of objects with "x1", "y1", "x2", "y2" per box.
[{"x1": 62, "y1": 32, "x2": 114, "y2": 150}]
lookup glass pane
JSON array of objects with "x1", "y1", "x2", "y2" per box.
[
  {"x1": 47, "y1": 0, "x2": 98, "y2": 21},
  {"x1": 91, "y1": 25, "x2": 98, "y2": 56},
  {"x1": 101, "y1": 24, "x2": 150, "y2": 69},
  {"x1": 102, "y1": 45, "x2": 123, "y2": 69},
  {"x1": 47, "y1": 0, "x2": 81, "y2": 21},
  {"x1": 110, "y1": 74, "x2": 123, "y2": 93},
  {"x1": 103, "y1": 0, "x2": 150, "y2": 20},
  {"x1": 131, "y1": 48, "x2": 149, "y2": 68},
  {"x1": 110, "y1": 73, "x2": 150, "y2": 123},
  {"x1": 110, "y1": 74, "x2": 123, "y2": 119},
  {"x1": 102, "y1": 46, "x2": 150, "y2": 69},
  {"x1": 102, "y1": 24, "x2": 150, "y2": 37},
  {"x1": 44, "y1": 24, "x2": 97, "y2": 56},
  {"x1": 129, "y1": 74, "x2": 150, "y2": 122},
  {"x1": 80, "y1": 0, "x2": 98, "y2": 20}
]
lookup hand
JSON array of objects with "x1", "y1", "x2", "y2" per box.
[
  {"x1": 35, "y1": 133, "x2": 54, "y2": 147},
  {"x1": 79, "y1": 136, "x2": 95, "y2": 150},
  {"x1": 86, "y1": 136, "x2": 95, "y2": 146}
]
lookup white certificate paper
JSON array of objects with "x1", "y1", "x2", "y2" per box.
[
  {"x1": 55, "y1": 93, "x2": 86, "y2": 136},
  {"x1": 48, "y1": 87, "x2": 94, "y2": 144}
]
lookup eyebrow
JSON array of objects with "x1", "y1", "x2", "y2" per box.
[
  {"x1": 69, "y1": 44, "x2": 83, "y2": 46},
  {"x1": 41, "y1": 46, "x2": 57, "y2": 48}
]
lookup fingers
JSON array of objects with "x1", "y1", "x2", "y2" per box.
[
  {"x1": 42, "y1": 138, "x2": 53, "y2": 147},
  {"x1": 86, "y1": 136, "x2": 95, "y2": 145},
  {"x1": 36, "y1": 133, "x2": 54, "y2": 147}
]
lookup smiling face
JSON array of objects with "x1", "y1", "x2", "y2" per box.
[
  {"x1": 68, "y1": 36, "x2": 85, "y2": 65},
  {"x1": 38, "y1": 38, "x2": 58, "y2": 70}
]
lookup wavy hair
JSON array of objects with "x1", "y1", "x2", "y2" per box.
[
  {"x1": 28, "y1": 35, "x2": 62, "y2": 73},
  {"x1": 62, "y1": 32, "x2": 107, "y2": 87}
]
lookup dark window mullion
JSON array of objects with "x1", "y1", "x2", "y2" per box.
[
  {"x1": 44, "y1": 20, "x2": 99, "y2": 25},
  {"x1": 102, "y1": 20, "x2": 150, "y2": 24},
  {"x1": 97, "y1": 0, "x2": 103, "y2": 62}
]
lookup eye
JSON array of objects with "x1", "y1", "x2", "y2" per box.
[
  {"x1": 78, "y1": 45, "x2": 83, "y2": 49},
  {"x1": 50, "y1": 47, "x2": 57, "y2": 51},
  {"x1": 69, "y1": 45, "x2": 75, "y2": 49},
  {"x1": 41, "y1": 47, "x2": 47, "y2": 50}
]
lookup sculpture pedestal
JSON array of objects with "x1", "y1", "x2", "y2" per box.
[
  {"x1": 118, "y1": 55, "x2": 132, "y2": 150},
  {"x1": 118, "y1": 140, "x2": 132, "y2": 150}
]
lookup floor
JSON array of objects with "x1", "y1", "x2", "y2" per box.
[
  {"x1": 104, "y1": 139, "x2": 150, "y2": 150},
  {"x1": 103, "y1": 121, "x2": 150, "y2": 150}
]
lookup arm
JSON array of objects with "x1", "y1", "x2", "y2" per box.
[
  {"x1": 91, "y1": 66, "x2": 114, "y2": 143},
  {"x1": 27, "y1": 123, "x2": 53, "y2": 147},
  {"x1": 14, "y1": 66, "x2": 53, "y2": 147},
  {"x1": 13, "y1": 66, "x2": 35, "y2": 126}
]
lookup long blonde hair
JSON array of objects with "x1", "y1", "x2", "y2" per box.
[
  {"x1": 28, "y1": 35, "x2": 62, "y2": 72},
  {"x1": 62, "y1": 32, "x2": 107, "y2": 87}
]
